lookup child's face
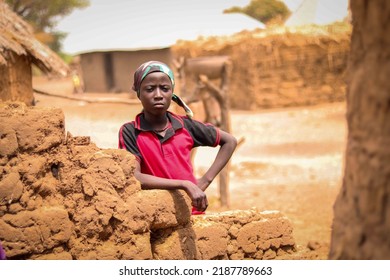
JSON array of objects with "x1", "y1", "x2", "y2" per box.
[{"x1": 139, "y1": 72, "x2": 173, "y2": 115}]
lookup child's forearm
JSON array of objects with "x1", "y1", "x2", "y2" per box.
[
  {"x1": 134, "y1": 171, "x2": 184, "y2": 190},
  {"x1": 135, "y1": 171, "x2": 208, "y2": 211},
  {"x1": 200, "y1": 133, "x2": 237, "y2": 190}
]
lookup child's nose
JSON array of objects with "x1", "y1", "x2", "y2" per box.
[{"x1": 155, "y1": 88, "x2": 163, "y2": 98}]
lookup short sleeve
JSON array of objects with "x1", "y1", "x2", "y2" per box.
[
  {"x1": 118, "y1": 122, "x2": 142, "y2": 161},
  {"x1": 183, "y1": 118, "x2": 220, "y2": 148}
]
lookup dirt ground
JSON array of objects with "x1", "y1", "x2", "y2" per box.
[{"x1": 32, "y1": 76, "x2": 347, "y2": 259}]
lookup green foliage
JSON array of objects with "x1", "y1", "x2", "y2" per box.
[
  {"x1": 224, "y1": 0, "x2": 290, "y2": 24},
  {"x1": 6, "y1": 0, "x2": 89, "y2": 54},
  {"x1": 46, "y1": 31, "x2": 68, "y2": 53},
  {"x1": 6, "y1": 0, "x2": 89, "y2": 31},
  {"x1": 58, "y1": 51, "x2": 74, "y2": 64}
]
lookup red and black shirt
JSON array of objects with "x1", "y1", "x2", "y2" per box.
[{"x1": 118, "y1": 111, "x2": 220, "y2": 184}]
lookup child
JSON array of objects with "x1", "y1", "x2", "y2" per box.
[{"x1": 118, "y1": 61, "x2": 237, "y2": 214}]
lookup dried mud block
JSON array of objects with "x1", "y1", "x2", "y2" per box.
[
  {"x1": 69, "y1": 232, "x2": 152, "y2": 260},
  {"x1": 17, "y1": 155, "x2": 47, "y2": 184},
  {"x1": 120, "y1": 233, "x2": 153, "y2": 260},
  {"x1": 103, "y1": 149, "x2": 138, "y2": 184},
  {"x1": 67, "y1": 135, "x2": 91, "y2": 146},
  {"x1": 192, "y1": 209, "x2": 296, "y2": 260},
  {"x1": 135, "y1": 189, "x2": 192, "y2": 230},
  {"x1": 152, "y1": 226, "x2": 197, "y2": 260},
  {"x1": 0, "y1": 207, "x2": 72, "y2": 257},
  {"x1": 192, "y1": 220, "x2": 229, "y2": 260},
  {"x1": 81, "y1": 160, "x2": 125, "y2": 197},
  {"x1": 0, "y1": 172, "x2": 24, "y2": 205},
  {"x1": 65, "y1": 133, "x2": 100, "y2": 162},
  {"x1": 0, "y1": 102, "x2": 65, "y2": 153},
  {"x1": 0, "y1": 124, "x2": 18, "y2": 157},
  {"x1": 75, "y1": 149, "x2": 140, "y2": 196}
]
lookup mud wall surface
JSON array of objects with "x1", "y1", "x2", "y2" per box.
[
  {"x1": 172, "y1": 23, "x2": 351, "y2": 110},
  {"x1": 80, "y1": 48, "x2": 172, "y2": 93},
  {"x1": 0, "y1": 53, "x2": 34, "y2": 106},
  {"x1": 0, "y1": 103, "x2": 295, "y2": 260}
]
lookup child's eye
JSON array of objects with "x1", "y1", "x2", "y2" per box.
[{"x1": 161, "y1": 86, "x2": 171, "y2": 92}]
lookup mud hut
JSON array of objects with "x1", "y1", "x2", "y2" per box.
[
  {"x1": 58, "y1": 5, "x2": 265, "y2": 94},
  {"x1": 0, "y1": 2, "x2": 69, "y2": 105},
  {"x1": 78, "y1": 47, "x2": 172, "y2": 93}
]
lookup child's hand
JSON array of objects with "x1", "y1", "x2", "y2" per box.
[{"x1": 182, "y1": 180, "x2": 208, "y2": 212}]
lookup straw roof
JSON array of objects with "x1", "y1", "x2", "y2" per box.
[{"x1": 0, "y1": 1, "x2": 69, "y2": 76}]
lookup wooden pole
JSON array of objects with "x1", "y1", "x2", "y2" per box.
[{"x1": 33, "y1": 88, "x2": 140, "y2": 105}]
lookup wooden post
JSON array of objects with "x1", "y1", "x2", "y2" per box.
[
  {"x1": 174, "y1": 56, "x2": 233, "y2": 208},
  {"x1": 198, "y1": 59, "x2": 232, "y2": 208}
]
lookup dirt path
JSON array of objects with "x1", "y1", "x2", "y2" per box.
[{"x1": 34, "y1": 77, "x2": 347, "y2": 259}]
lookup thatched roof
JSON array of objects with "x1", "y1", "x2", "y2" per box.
[{"x1": 0, "y1": 1, "x2": 69, "y2": 76}]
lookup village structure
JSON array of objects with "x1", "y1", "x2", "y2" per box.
[{"x1": 0, "y1": 2, "x2": 69, "y2": 105}]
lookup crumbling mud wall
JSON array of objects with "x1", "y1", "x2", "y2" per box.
[
  {"x1": 172, "y1": 23, "x2": 351, "y2": 110},
  {"x1": 0, "y1": 102, "x2": 295, "y2": 260}
]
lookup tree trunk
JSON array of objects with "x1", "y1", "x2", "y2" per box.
[{"x1": 329, "y1": 0, "x2": 390, "y2": 259}]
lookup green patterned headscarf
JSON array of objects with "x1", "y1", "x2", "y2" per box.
[{"x1": 132, "y1": 61, "x2": 193, "y2": 118}]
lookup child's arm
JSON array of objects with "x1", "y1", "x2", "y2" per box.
[
  {"x1": 133, "y1": 161, "x2": 209, "y2": 212},
  {"x1": 197, "y1": 130, "x2": 237, "y2": 191}
]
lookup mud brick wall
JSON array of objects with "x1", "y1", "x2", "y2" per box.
[
  {"x1": 172, "y1": 24, "x2": 351, "y2": 110},
  {"x1": 0, "y1": 102, "x2": 296, "y2": 259},
  {"x1": 154, "y1": 210, "x2": 295, "y2": 260}
]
